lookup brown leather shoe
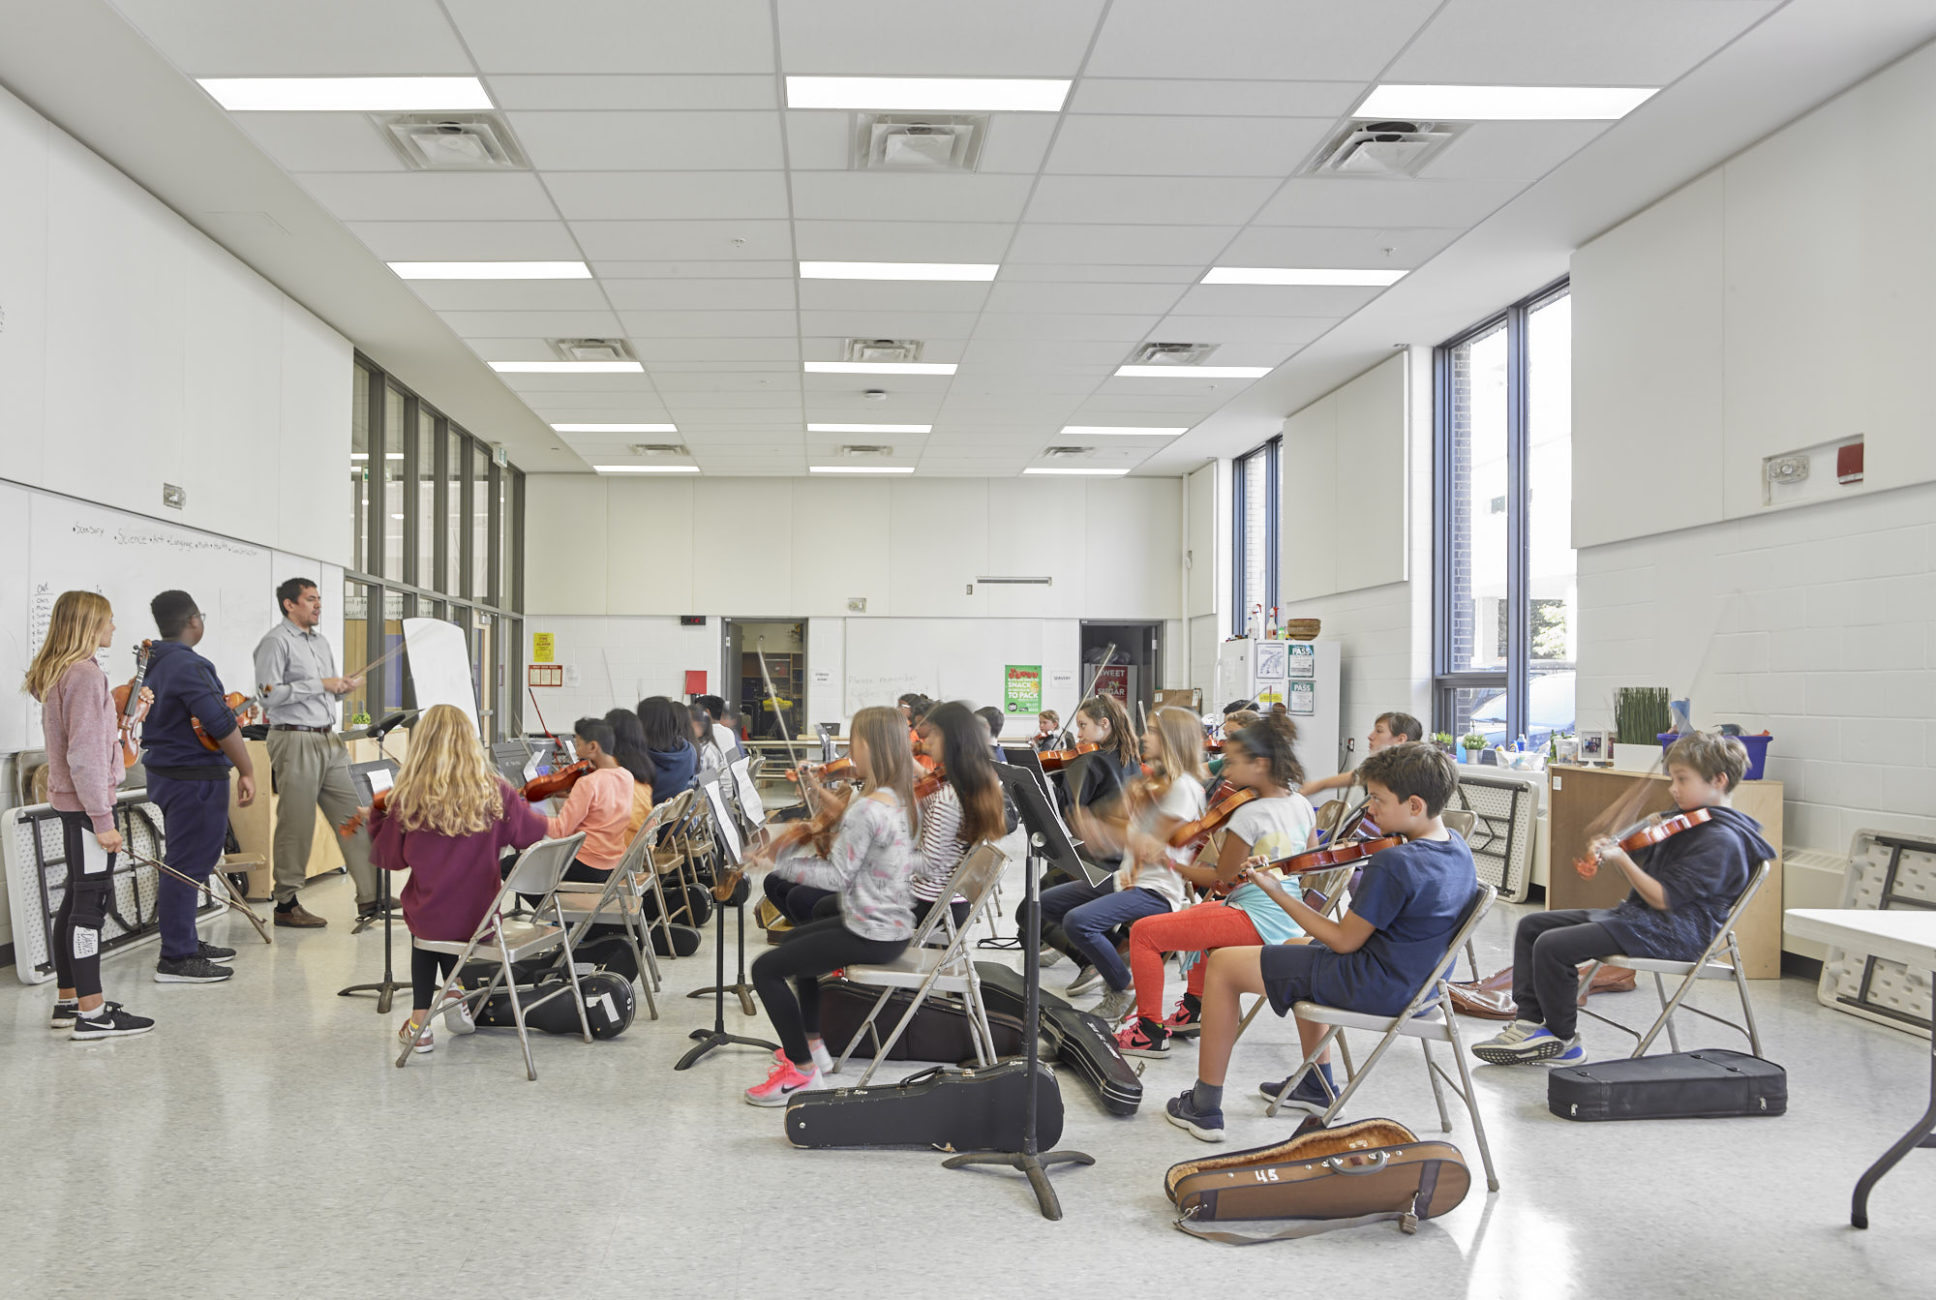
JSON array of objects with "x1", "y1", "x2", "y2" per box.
[{"x1": 274, "y1": 901, "x2": 327, "y2": 928}]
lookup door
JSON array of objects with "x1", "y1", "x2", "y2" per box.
[
  {"x1": 720, "y1": 618, "x2": 744, "y2": 740},
  {"x1": 1080, "y1": 621, "x2": 1164, "y2": 727}
]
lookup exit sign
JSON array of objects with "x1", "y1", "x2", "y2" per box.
[{"x1": 680, "y1": 615, "x2": 707, "y2": 626}]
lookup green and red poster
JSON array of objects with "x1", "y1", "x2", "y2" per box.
[{"x1": 1004, "y1": 664, "x2": 1043, "y2": 714}]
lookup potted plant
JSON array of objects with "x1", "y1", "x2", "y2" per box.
[
  {"x1": 1460, "y1": 732, "x2": 1487, "y2": 764},
  {"x1": 1432, "y1": 731, "x2": 1456, "y2": 756},
  {"x1": 1612, "y1": 686, "x2": 1672, "y2": 772}
]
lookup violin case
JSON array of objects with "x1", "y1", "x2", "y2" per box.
[
  {"x1": 815, "y1": 977, "x2": 1025, "y2": 1064},
  {"x1": 974, "y1": 962, "x2": 1142, "y2": 1116},
  {"x1": 469, "y1": 968, "x2": 635, "y2": 1040},
  {"x1": 784, "y1": 1059, "x2": 1062, "y2": 1151},
  {"x1": 1547, "y1": 1049, "x2": 1786, "y2": 1122}
]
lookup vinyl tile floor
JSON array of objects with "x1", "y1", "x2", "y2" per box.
[{"x1": 3, "y1": 862, "x2": 1934, "y2": 1300}]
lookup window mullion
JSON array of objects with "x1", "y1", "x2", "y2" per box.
[{"x1": 1505, "y1": 302, "x2": 1532, "y2": 747}]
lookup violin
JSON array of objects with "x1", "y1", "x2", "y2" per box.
[
  {"x1": 1573, "y1": 807, "x2": 1714, "y2": 879},
  {"x1": 914, "y1": 765, "x2": 947, "y2": 801},
  {"x1": 784, "y1": 755, "x2": 856, "y2": 785},
  {"x1": 1168, "y1": 785, "x2": 1258, "y2": 849},
  {"x1": 1037, "y1": 742, "x2": 1098, "y2": 771},
  {"x1": 192, "y1": 690, "x2": 263, "y2": 752},
  {"x1": 337, "y1": 788, "x2": 389, "y2": 837},
  {"x1": 1262, "y1": 833, "x2": 1406, "y2": 879},
  {"x1": 521, "y1": 759, "x2": 593, "y2": 803},
  {"x1": 111, "y1": 641, "x2": 154, "y2": 767}
]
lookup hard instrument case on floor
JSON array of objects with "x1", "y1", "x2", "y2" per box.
[
  {"x1": 784, "y1": 1059, "x2": 1063, "y2": 1150},
  {"x1": 471, "y1": 969, "x2": 636, "y2": 1040},
  {"x1": 1547, "y1": 1049, "x2": 1786, "y2": 1122},
  {"x1": 975, "y1": 961, "x2": 1142, "y2": 1115},
  {"x1": 815, "y1": 976, "x2": 1025, "y2": 1063}
]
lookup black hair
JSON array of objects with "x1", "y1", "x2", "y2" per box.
[
  {"x1": 1360, "y1": 742, "x2": 1459, "y2": 817},
  {"x1": 637, "y1": 695, "x2": 688, "y2": 751},
  {"x1": 921, "y1": 702, "x2": 1006, "y2": 845},
  {"x1": 573, "y1": 716, "x2": 616, "y2": 755},
  {"x1": 1225, "y1": 712, "x2": 1305, "y2": 788},
  {"x1": 151, "y1": 590, "x2": 201, "y2": 640},
  {"x1": 603, "y1": 708, "x2": 654, "y2": 784},
  {"x1": 1222, "y1": 698, "x2": 1260, "y2": 716},
  {"x1": 275, "y1": 576, "x2": 317, "y2": 617},
  {"x1": 688, "y1": 702, "x2": 714, "y2": 740},
  {"x1": 696, "y1": 693, "x2": 727, "y2": 722},
  {"x1": 974, "y1": 705, "x2": 1004, "y2": 739}
]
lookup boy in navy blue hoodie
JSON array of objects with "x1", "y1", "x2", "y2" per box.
[
  {"x1": 1473, "y1": 731, "x2": 1775, "y2": 1066},
  {"x1": 142, "y1": 590, "x2": 257, "y2": 984}
]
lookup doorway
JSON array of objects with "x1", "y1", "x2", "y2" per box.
[
  {"x1": 1080, "y1": 621, "x2": 1163, "y2": 729},
  {"x1": 722, "y1": 618, "x2": 808, "y2": 742}
]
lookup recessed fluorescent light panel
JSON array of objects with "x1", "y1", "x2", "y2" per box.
[
  {"x1": 800, "y1": 261, "x2": 998, "y2": 282},
  {"x1": 197, "y1": 77, "x2": 493, "y2": 112},
  {"x1": 490, "y1": 361, "x2": 643, "y2": 374},
  {"x1": 809, "y1": 465, "x2": 916, "y2": 475},
  {"x1": 390, "y1": 261, "x2": 590, "y2": 280},
  {"x1": 1114, "y1": 365, "x2": 1272, "y2": 379},
  {"x1": 1203, "y1": 267, "x2": 1405, "y2": 287},
  {"x1": 1024, "y1": 467, "x2": 1129, "y2": 477},
  {"x1": 807, "y1": 423, "x2": 933, "y2": 434},
  {"x1": 551, "y1": 423, "x2": 678, "y2": 433},
  {"x1": 805, "y1": 362, "x2": 957, "y2": 376},
  {"x1": 1357, "y1": 84, "x2": 1656, "y2": 121},
  {"x1": 594, "y1": 465, "x2": 700, "y2": 474},
  {"x1": 1061, "y1": 426, "x2": 1187, "y2": 437},
  {"x1": 785, "y1": 77, "x2": 1071, "y2": 113}
]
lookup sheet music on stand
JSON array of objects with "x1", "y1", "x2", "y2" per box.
[
  {"x1": 994, "y1": 764, "x2": 1099, "y2": 886},
  {"x1": 348, "y1": 760, "x2": 399, "y2": 808},
  {"x1": 698, "y1": 770, "x2": 744, "y2": 867}
]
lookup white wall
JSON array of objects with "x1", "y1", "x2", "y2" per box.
[{"x1": 1182, "y1": 459, "x2": 1225, "y2": 708}]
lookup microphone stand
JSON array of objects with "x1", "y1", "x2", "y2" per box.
[{"x1": 337, "y1": 717, "x2": 410, "y2": 1013}]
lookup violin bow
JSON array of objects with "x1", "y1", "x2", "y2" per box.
[
  {"x1": 754, "y1": 639, "x2": 820, "y2": 848},
  {"x1": 123, "y1": 847, "x2": 272, "y2": 945},
  {"x1": 526, "y1": 686, "x2": 574, "y2": 763},
  {"x1": 1054, "y1": 642, "x2": 1119, "y2": 748}
]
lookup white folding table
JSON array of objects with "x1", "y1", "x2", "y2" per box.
[{"x1": 1784, "y1": 908, "x2": 1936, "y2": 1228}]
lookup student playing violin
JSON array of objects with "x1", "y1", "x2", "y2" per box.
[
  {"x1": 1115, "y1": 714, "x2": 1316, "y2": 1056},
  {"x1": 1031, "y1": 709, "x2": 1061, "y2": 752},
  {"x1": 910, "y1": 702, "x2": 1011, "y2": 933}
]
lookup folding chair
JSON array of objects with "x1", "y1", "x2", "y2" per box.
[
  {"x1": 1228, "y1": 863, "x2": 1356, "y2": 1047},
  {"x1": 1265, "y1": 884, "x2": 1501, "y2": 1193},
  {"x1": 834, "y1": 844, "x2": 1011, "y2": 1087},
  {"x1": 551, "y1": 824, "x2": 666, "y2": 1022},
  {"x1": 1440, "y1": 810, "x2": 1484, "y2": 982},
  {"x1": 401, "y1": 833, "x2": 593, "y2": 1081},
  {"x1": 646, "y1": 790, "x2": 703, "y2": 929},
  {"x1": 1574, "y1": 860, "x2": 1770, "y2": 1059}
]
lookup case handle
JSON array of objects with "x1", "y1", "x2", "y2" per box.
[{"x1": 1322, "y1": 1150, "x2": 1391, "y2": 1175}]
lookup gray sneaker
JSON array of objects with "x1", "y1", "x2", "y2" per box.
[
  {"x1": 1066, "y1": 964, "x2": 1103, "y2": 996},
  {"x1": 154, "y1": 955, "x2": 234, "y2": 984},
  {"x1": 1095, "y1": 985, "x2": 1136, "y2": 1024}
]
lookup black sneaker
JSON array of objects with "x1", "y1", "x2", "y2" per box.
[
  {"x1": 196, "y1": 940, "x2": 236, "y2": 964},
  {"x1": 1259, "y1": 1071, "x2": 1338, "y2": 1114},
  {"x1": 154, "y1": 955, "x2": 234, "y2": 984},
  {"x1": 72, "y1": 1005, "x2": 157, "y2": 1040},
  {"x1": 52, "y1": 1000, "x2": 82, "y2": 1030}
]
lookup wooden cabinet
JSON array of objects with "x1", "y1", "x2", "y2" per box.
[
  {"x1": 1547, "y1": 765, "x2": 1783, "y2": 978},
  {"x1": 225, "y1": 736, "x2": 406, "y2": 900}
]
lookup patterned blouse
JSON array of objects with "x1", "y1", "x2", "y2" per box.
[{"x1": 771, "y1": 790, "x2": 915, "y2": 942}]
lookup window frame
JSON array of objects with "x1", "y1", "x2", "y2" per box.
[{"x1": 1231, "y1": 435, "x2": 1281, "y2": 636}]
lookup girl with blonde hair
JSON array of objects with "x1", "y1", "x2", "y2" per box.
[
  {"x1": 743, "y1": 705, "x2": 917, "y2": 1106},
  {"x1": 27, "y1": 591, "x2": 155, "y2": 1038},
  {"x1": 368, "y1": 703, "x2": 549, "y2": 1054}
]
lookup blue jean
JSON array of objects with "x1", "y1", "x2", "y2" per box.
[
  {"x1": 1063, "y1": 885, "x2": 1172, "y2": 992},
  {"x1": 148, "y1": 773, "x2": 230, "y2": 961}
]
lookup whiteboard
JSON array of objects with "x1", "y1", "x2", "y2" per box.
[{"x1": 842, "y1": 618, "x2": 1080, "y2": 720}]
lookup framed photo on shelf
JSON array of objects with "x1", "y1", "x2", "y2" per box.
[{"x1": 1576, "y1": 730, "x2": 1610, "y2": 764}]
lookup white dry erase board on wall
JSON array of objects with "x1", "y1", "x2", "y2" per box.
[{"x1": 842, "y1": 618, "x2": 1080, "y2": 720}]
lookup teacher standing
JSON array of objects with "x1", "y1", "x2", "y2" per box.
[{"x1": 253, "y1": 577, "x2": 375, "y2": 928}]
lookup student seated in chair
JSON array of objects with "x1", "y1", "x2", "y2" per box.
[
  {"x1": 1165, "y1": 743, "x2": 1475, "y2": 1143},
  {"x1": 1471, "y1": 731, "x2": 1774, "y2": 1068}
]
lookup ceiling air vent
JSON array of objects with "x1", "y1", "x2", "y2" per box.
[
  {"x1": 1306, "y1": 120, "x2": 1462, "y2": 178},
  {"x1": 550, "y1": 338, "x2": 637, "y2": 363},
  {"x1": 380, "y1": 113, "x2": 529, "y2": 171},
  {"x1": 628, "y1": 443, "x2": 689, "y2": 456},
  {"x1": 1130, "y1": 342, "x2": 1218, "y2": 367},
  {"x1": 839, "y1": 444, "x2": 895, "y2": 457},
  {"x1": 851, "y1": 114, "x2": 987, "y2": 172},
  {"x1": 843, "y1": 338, "x2": 923, "y2": 364},
  {"x1": 1043, "y1": 445, "x2": 1095, "y2": 458}
]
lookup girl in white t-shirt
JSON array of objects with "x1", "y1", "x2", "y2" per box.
[
  {"x1": 1117, "y1": 714, "x2": 1317, "y2": 1055},
  {"x1": 1065, "y1": 707, "x2": 1209, "y2": 1025}
]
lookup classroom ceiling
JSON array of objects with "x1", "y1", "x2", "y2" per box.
[{"x1": 12, "y1": 1, "x2": 1936, "y2": 477}]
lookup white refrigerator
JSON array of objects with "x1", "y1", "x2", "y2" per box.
[{"x1": 1215, "y1": 638, "x2": 1344, "y2": 780}]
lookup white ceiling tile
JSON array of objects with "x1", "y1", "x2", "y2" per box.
[
  {"x1": 1251, "y1": 178, "x2": 1527, "y2": 228},
  {"x1": 780, "y1": 112, "x2": 851, "y2": 169},
  {"x1": 1216, "y1": 224, "x2": 1463, "y2": 266},
  {"x1": 1388, "y1": 0, "x2": 1776, "y2": 86},
  {"x1": 465, "y1": 340, "x2": 562, "y2": 362},
  {"x1": 637, "y1": 339, "x2": 802, "y2": 362},
  {"x1": 408, "y1": 279, "x2": 612, "y2": 311},
  {"x1": 796, "y1": 281, "x2": 990, "y2": 313},
  {"x1": 569, "y1": 219, "x2": 794, "y2": 260},
  {"x1": 803, "y1": 371, "x2": 955, "y2": 392},
  {"x1": 507, "y1": 111, "x2": 785, "y2": 170},
  {"x1": 1420, "y1": 121, "x2": 1613, "y2": 182},
  {"x1": 449, "y1": 309, "x2": 624, "y2": 336},
  {"x1": 1086, "y1": 0, "x2": 1439, "y2": 80},
  {"x1": 792, "y1": 221, "x2": 1015, "y2": 261},
  {"x1": 618, "y1": 310, "x2": 799, "y2": 337},
  {"x1": 776, "y1": 0, "x2": 1103, "y2": 75},
  {"x1": 299, "y1": 172, "x2": 558, "y2": 222},
  {"x1": 663, "y1": 393, "x2": 803, "y2": 410},
  {"x1": 1025, "y1": 176, "x2": 1278, "y2": 225},
  {"x1": 1004, "y1": 224, "x2": 1236, "y2": 264},
  {"x1": 960, "y1": 338, "x2": 1128, "y2": 367},
  {"x1": 790, "y1": 173, "x2": 1036, "y2": 224},
  {"x1": 975, "y1": 114, "x2": 1063, "y2": 174},
  {"x1": 1046, "y1": 116, "x2": 1333, "y2": 177},
  {"x1": 444, "y1": 0, "x2": 776, "y2": 73},
  {"x1": 349, "y1": 220, "x2": 582, "y2": 260},
  {"x1": 486, "y1": 75, "x2": 778, "y2": 111},
  {"x1": 109, "y1": 0, "x2": 472, "y2": 75},
  {"x1": 591, "y1": 260, "x2": 794, "y2": 279},
  {"x1": 1068, "y1": 79, "x2": 1363, "y2": 118},
  {"x1": 650, "y1": 370, "x2": 797, "y2": 392},
  {"x1": 496, "y1": 372, "x2": 658, "y2": 392},
  {"x1": 982, "y1": 281, "x2": 1186, "y2": 315},
  {"x1": 1169, "y1": 284, "x2": 1382, "y2": 316},
  {"x1": 1148, "y1": 315, "x2": 1332, "y2": 346},
  {"x1": 998, "y1": 263, "x2": 1202, "y2": 285},
  {"x1": 605, "y1": 278, "x2": 798, "y2": 310},
  {"x1": 544, "y1": 171, "x2": 792, "y2": 220},
  {"x1": 973, "y1": 313, "x2": 1158, "y2": 342},
  {"x1": 798, "y1": 310, "x2": 982, "y2": 338},
  {"x1": 784, "y1": 113, "x2": 1057, "y2": 175},
  {"x1": 230, "y1": 113, "x2": 409, "y2": 172},
  {"x1": 1095, "y1": 370, "x2": 1281, "y2": 394}
]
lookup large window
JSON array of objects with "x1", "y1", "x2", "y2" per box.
[
  {"x1": 347, "y1": 355, "x2": 525, "y2": 740},
  {"x1": 1434, "y1": 280, "x2": 1575, "y2": 748},
  {"x1": 1232, "y1": 437, "x2": 1280, "y2": 635}
]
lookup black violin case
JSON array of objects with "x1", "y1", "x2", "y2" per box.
[
  {"x1": 975, "y1": 962, "x2": 1142, "y2": 1116},
  {"x1": 784, "y1": 1059, "x2": 1062, "y2": 1150}
]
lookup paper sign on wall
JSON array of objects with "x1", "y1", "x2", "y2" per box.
[
  {"x1": 1255, "y1": 641, "x2": 1288, "y2": 681},
  {"x1": 1004, "y1": 664, "x2": 1043, "y2": 714},
  {"x1": 1288, "y1": 681, "x2": 1316, "y2": 715},
  {"x1": 531, "y1": 632, "x2": 555, "y2": 663},
  {"x1": 1286, "y1": 642, "x2": 1315, "y2": 679}
]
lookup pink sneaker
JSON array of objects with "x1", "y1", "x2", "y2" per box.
[
  {"x1": 745, "y1": 1057, "x2": 823, "y2": 1107},
  {"x1": 1161, "y1": 996, "x2": 1202, "y2": 1038},
  {"x1": 1115, "y1": 1017, "x2": 1170, "y2": 1059}
]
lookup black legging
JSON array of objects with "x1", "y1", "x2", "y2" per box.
[
  {"x1": 1512, "y1": 909, "x2": 1621, "y2": 1040},
  {"x1": 751, "y1": 914, "x2": 908, "y2": 1067},
  {"x1": 763, "y1": 872, "x2": 836, "y2": 925},
  {"x1": 913, "y1": 895, "x2": 970, "y2": 934},
  {"x1": 411, "y1": 948, "x2": 459, "y2": 1013},
  {"x1": 54, "y1": 811, "x2": 113, "y2": 1001}
]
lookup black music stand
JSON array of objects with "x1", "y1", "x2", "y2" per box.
[
  {"x1": 943, "y1": 763, "x2": 1094, "y2": 1221},
  {"x1": 676, "y1": 774, "x2": 778, "y2": 1070},
  {"x1": 336, "y1": 755, "x2": 406, "y2": 1012},
  {"x1": 684, "y1": 772, "x2": 759, "y2": 1017}
]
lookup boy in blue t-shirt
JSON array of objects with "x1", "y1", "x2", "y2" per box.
[{"x1": 1166, "y1": 742, "x2": 1476, "y2": 1143}]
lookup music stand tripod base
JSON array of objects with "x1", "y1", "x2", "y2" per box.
[
  {"x1": 337, "y1": 871, "x2": 408, "y2": 1014},
  {"x1": 687, "y1": 896, "x2": 759, "y2": 1017},
  {"x1": 675, "y1": 881, "x2": 776, "y2": 1070}
]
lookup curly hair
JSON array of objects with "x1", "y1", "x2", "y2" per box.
[{"x1": 388, "y1": 704, "x2": 505, "y2": 837}]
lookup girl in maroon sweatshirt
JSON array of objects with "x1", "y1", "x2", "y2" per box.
[
  {"x1": 369, "y1": 704, "x2": 548, "y2": 1053},
  {"x1": 26, "y1": 592, "x2": 153, "y2": 1039}
]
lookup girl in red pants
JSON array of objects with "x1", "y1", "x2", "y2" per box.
[{"x1": 1116, "y1": 714, "x2": 1316, "y2": 1057}]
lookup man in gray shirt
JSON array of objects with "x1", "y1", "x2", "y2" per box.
[{"x1": 252, "y1": 577, "x2": 373, "y2": 928}]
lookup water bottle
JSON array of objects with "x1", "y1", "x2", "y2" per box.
[{"x1": 1515, "y1": 734, "x2": 1528, "y2": 752}]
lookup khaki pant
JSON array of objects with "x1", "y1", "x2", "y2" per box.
[{"x1": 266, "y1": 730, "x2": 376, "y2": 905}]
